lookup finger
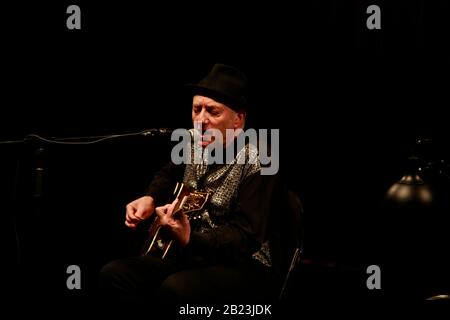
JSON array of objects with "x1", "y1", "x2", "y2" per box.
[
  {"x1": 125, "y1": 215, "x2": 140, "y2": 226},
  {"x1": 168, "y1": 218, "x2": 187, "y2": 230},
  {"x1": 133, "y1": 207, "x2": 146, "y2": 220},
  {"x1": 181, "y1": 212, "x2": 189, "y2": 224},
  {"x1": 176, "y1": 213, "x2": 189, "y2": 229},
  {"x1": 125, "y1": 204, "x2": 135, "y2": 219},
  {"x1": 166, "y1": 199, "x2": 179, "y2": 218},
  {"x1": 125, "y1": 220, "x2": 137, "y2": 229},
  {"x1": 155, "y1": 204, "x2": 171, "y2": 219},
  {"x1": 126, "y1": 204, "x2": 142, "y2": 221},
  {"x1": 126, "y1": 209, "x2": 143, "y2": 225}
]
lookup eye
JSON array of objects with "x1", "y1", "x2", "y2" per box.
[{"x1": 207, "y1": 107, "x2": 221, "y2": 116}]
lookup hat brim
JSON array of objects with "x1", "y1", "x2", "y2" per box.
[{"x1": 186, "y1": 84, "x2": 246, "y2": 111}]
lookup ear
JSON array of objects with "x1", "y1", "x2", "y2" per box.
[{"x1": 234, "y1": 111, "x2": 246, "y2": 129}]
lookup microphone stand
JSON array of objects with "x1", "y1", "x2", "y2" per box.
[
  {"x1": 0, "y1": 128, "x2": 173, "y2": 291},
  {"x1": 0, "y1": 128, "x2": 173, "y2": 146}
]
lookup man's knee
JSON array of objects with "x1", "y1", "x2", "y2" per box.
[
  {"x1": 158, "y1": 273, "x2": 192, "y2": 301},
  {"x1": 99, "y1": 259, "x2": 133, "y2": 291},
  {"x1": 100, "y1": 260, "x2": 123, "y2": 278}
]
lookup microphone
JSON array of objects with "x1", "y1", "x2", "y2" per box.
[{"x1": 140, "y1": 128, "x2": 173, "y2": 137}]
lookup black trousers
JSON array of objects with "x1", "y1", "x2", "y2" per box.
[{"x1": 99, "y1": 255, "x2": 278, "y2": 303}]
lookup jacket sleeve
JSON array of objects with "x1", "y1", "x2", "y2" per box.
[{"x1": 145, "y1": 162, "x2": 185, "y2": 207}]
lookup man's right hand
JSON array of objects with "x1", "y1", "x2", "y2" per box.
[{"x1": 125, "y1": 195, "x2": 155, "y2": 229}]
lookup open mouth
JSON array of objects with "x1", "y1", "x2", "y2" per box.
[
  {"x1": 199, "y1": 133, "x2": 214, "y2": 146},
  {"x1": 197, "y1": 127, "x2": 215, "y2": 146}
]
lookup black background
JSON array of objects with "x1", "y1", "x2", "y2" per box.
[{"x1": 1, "y1": 0, "x2": 449, "y2": 310}]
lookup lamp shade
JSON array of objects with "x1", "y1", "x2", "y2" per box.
[
  {"x1": 385, "y1": 172, "x2": 433, "y2": 207},
  {"x1": 381, "y1": 143, "x2": 450, "y2": 300}
]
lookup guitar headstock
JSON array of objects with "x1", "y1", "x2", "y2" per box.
[
  {"x1": 180, "y1": 191, "x2": 210, "y2": 214},
  {"x1": 172, "y1": 182, "x2": 210, "y2": 216}
]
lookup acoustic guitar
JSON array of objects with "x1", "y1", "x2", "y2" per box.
[{"x1": 141, "y1": 182, "x2": 210, "y2": 259}]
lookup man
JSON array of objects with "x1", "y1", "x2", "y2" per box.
[{"x1": 100, "y1": 64, "x2": 284, "y2": 302}]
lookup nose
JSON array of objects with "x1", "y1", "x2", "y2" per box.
[{"x1": 194, "y1": 109, "x2": 209, "y2": 126}]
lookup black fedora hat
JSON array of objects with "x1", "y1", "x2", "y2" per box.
[{"x1": 187, "y1": 64, "x2": 248, "y2": 111}]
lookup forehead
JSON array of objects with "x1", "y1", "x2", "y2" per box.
[{"x1": 192, "y1": 95, "x2": 224, "y2": 107}]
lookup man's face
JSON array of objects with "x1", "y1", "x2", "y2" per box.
[{"x1": 192, "y1": 95, "x2": 244, "y2": 147}]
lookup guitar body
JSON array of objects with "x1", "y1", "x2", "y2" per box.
[{"x1": 141, "y1": 182, "x2": 209, "y2": 259}]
